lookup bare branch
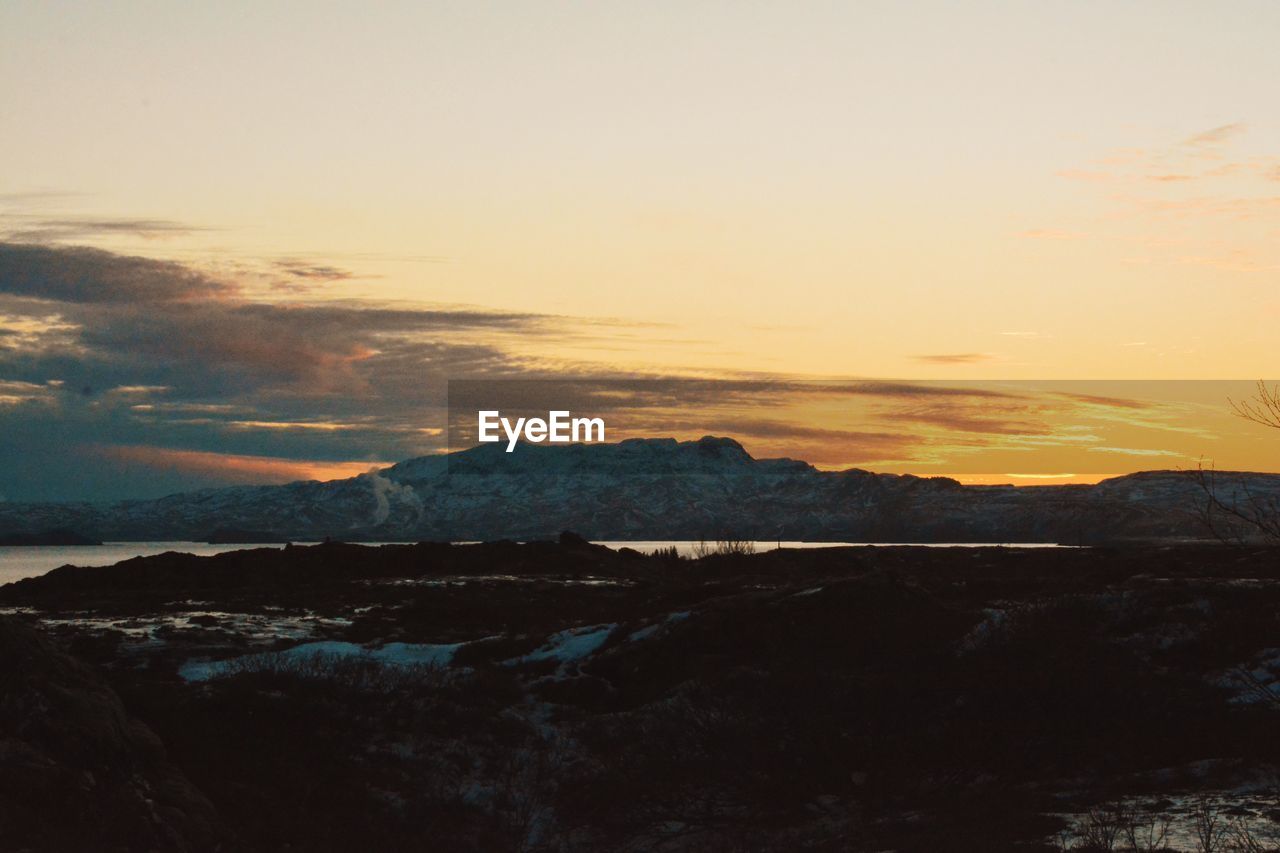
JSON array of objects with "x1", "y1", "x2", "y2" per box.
[{"x1": 1229, "y1": 379, "x2": 1280, "y2": 430}]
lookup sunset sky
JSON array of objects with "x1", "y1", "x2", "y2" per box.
[{"x1": 2, "y1": 1, "x2": 1278, "y2": 501}]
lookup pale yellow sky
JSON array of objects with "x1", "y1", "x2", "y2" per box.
[{"x1": 4, "y1": 1, "x2": 1279, "y2": 379}]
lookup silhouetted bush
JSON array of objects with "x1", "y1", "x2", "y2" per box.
[{"x1": 692, "y1": 538, "x2": 756, "y2": 558}]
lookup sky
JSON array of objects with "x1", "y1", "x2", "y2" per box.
[{"x1": 1, "y1": 1, "x2": 1278, "y2": 501}]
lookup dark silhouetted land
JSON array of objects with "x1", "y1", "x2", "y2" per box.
[{"x1": 4, "y1": 539, "x2": 1280, "y2": 850}]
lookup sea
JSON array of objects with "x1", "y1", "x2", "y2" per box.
[{"x1": 0, "y1": 540, "x2": 1073, "y2": 586}]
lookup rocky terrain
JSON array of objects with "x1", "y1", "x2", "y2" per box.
[
  {"x1": 0, "y1": 617, "x2": 226, "y2": 852},
  {"x1": 1, "y1": 437, "x2": 1277, "y2": 544},
  {"x1": 3, "y1": 539, "x2": 1280, "y2": 851}
]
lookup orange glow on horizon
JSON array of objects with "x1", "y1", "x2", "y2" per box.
[
  {"x1": 804, "y1": 466, "x2": 1114, "y2": 485},
  {"x1": 932, "y1": 473, "x2": 1112, "y2": 486},
  {"x1": 92, "y1": 444, "x2": 389, "y2": 484}
]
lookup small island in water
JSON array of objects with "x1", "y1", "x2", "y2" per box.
[{"x1": 203, "y1": 527, "x2": 289, "y2": 545}]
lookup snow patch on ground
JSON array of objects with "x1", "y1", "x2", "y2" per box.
[
  {"x1": 628, "y1": 624, "x2": 660, "y2": 642},
  {"x1": 375, "y1": 641, "x2": 464, "y2": 667},
  {"x1": 511, "y1": 624, "x2": 616, "y2": 666},
  {"x1": 505, "y1": 624, "x2": 618, "y2": 678},
  {"x1": 178, "y1": 658, "x2": 236, "y2": 682},
  {"x1": 628, "y1": 610, "x2": 692, "y2": 642},
  {"x1": 179, "y1": 638, "x2": 464, "y2": 682},
  {"x1": 958, "y1": 608, "x2": 1008, "y2": 653}
]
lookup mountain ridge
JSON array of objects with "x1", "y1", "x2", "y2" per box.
[{"x1": 0, "y1": 436, "x2": 1275, "y2": 544}]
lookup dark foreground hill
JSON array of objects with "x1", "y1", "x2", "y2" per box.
[
  {"x1": 0, "y1": 617, "x2": 226, "y2": 852},
  {"x1": 2, "y1": 436, "x2": 1278, "y2": 543},
  {"x1": 5, "y1": 539, "x2": 1280, "y2": 851}
]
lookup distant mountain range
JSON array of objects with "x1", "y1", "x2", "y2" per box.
[{"x1": 1, "y1": 436, "x2": 1276, "y2": 544}]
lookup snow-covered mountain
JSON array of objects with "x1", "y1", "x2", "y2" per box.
[{"x1": 1, "y1": 436, "x2": 1275, "y2": 543}]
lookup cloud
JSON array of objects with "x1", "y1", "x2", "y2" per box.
[
  {"x1": 843, "y1": 380, "x2": 1015, "y2": 399},
  {"x1": 1018, "y1": 229, "x2": 1087, "y2": 240},
  {"x1": 272, "y1": 259, "x2": 358, "y2": 281},
  {"x1": 444, "y1": 378, "x2": 1023, "y2": 423},
  {"x1": 109, "y1": 385, "x2": 172, "y2": 395},
  {"x1": 1183, "y1": 123, "x2": 1246, "y2": 148},
  {"x1": 1, "y1": 217, "x2": 203, "y2": 243},
  {"x1": 0, "y1": 242, "x2": 236, "y2": 303},
  {"x1": 1125, "y1": 195, "x2": 1280, "y2": 221},
  {"x1": 876, "y1": 405, "x2": 1050, "y2": 436},
  {"x1": 1058, "y1": 393, "x2": 1153, "y2": 410},
  {"x1": 224, "y1": 419, "x2": 359, "y2": 432},
  {"x1": 0, "y1": 240, "x2": 1241, "y2": 500},
  {"x1": 607, "y1": 416, "x2": 921, "y2": 465},
  {"x1": 1174, "y1": 252, "x2": 1278, "y2": 273},
  {"x1": 444, "y1": 378, "x2": 1050, "y2": 469},
  {"x1": 911, "y1": 353, "x2": 992, "y2": 365},
  {"x1": 0, "y1": 241, "x2": 554, "y2": 395},
  {"x1": 0, "y1": 378, "x2": 56, "y2": 406},
  {"x1": 0, "y1": 190, "x2": 87, "y2": 204},
  {"x1": 1085, "y1": 446, "x2": 1184, "y2": 458},
  {"x1": 0, "y1": 241, "x2": 635, "y2": 498},
  {"x1": 93, "y1": 444, "x2": 389, "y2": 484}
]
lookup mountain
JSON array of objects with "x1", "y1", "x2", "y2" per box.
[{"x1": 0, "y1": 436, "x2": 1275, "y2": 543}]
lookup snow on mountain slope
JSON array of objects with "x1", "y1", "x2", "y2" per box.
[{"x1": 0, "y1": 436, "x2": 1276, "y2": 543}]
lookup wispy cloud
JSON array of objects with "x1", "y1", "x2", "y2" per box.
[
  {"x1": 1018, "y1": 229, "x2": 1087, "y2": 240},
  {"x1": 1182, "y1": 122, "x2": 1246, "y2": 148},
  {"x1": 1058, "y1": 392, "x2": 1153, "y2": 410},
  {"x1": 1085, "y1": 446, "x2": 1184, "y2": 458},
  {"x1": 92, "y1": 444, "x2": 387, "y2": 484},
  {"x1": 0, "y1": 190, "x2": 89, "y2": 206},
  {"x1": 272, "y1": 259, "x2": 359, "y2": 282},
  {"x1": 1, "y1": 217, "x2": 204, "y2": 243},
  {"x1": 1175, "y1": 251, "x2": 1278, "y2": 273},
  {"x1": 911, "y1": 353, "x2": 993, "y2": 365},
  {"x1": 1044, "y1": 123, "x2": 1280, "y2": 278},
  {"x1": 0, "y1": 242, "x2": 236, "y2": 303},
  {"x1": 876, "y1": 404, "x2": 1048, "y2": 436}
]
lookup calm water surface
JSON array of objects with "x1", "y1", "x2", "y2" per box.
[
  {"x1": 0, "y1": 542, "x2": 327, "y2": 586},
  {"x1": 0, "y1": 540, "x2": 1074, "y2": 586}
]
